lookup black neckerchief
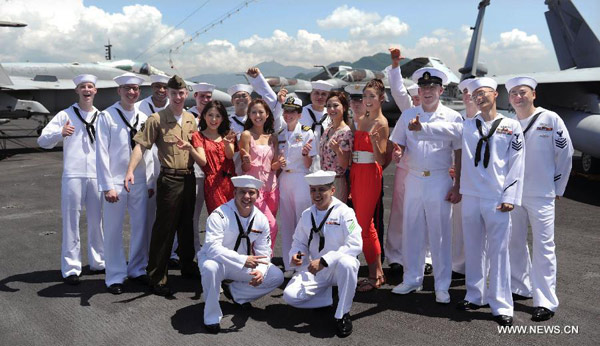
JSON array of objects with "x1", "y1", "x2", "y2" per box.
[
  {"x1": 522, "y1": 111, "x2": 543, "y2": 135},
  {"x1": 148, "y1": 103, "x2": 156, "y2": 114},
  {"x1": 233, "y1": 212, "x2": 256, "y2": 255},
  {"x1": 475, "y1": 117, "x2": 503, "y2": 168},
  {"x1": 308, "y1": 206, "x2": 335, "y2": 252},
  {"x1": 307, "y1": 108, "x2": 328, "y2": 136},
  {"x1": 231, "y1": 116, "x2": 245, "y2": 127},
  {"x1": 72, "y1": 106, "x2": 98, "y2": 144},
  {"x1": 115, "y1": 108, "x2": 139, "y2": 150}
]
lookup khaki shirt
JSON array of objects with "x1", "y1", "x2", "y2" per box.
[{"x1": 134, "y1": 107, "x2": 197, "y2": 170}]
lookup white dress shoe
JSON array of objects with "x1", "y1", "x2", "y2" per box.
[
  {"x1": 391, "y1": 283, "x2": 422, "y2": 295},
  {"x1": 435, "y1": 290, "x2": 450, "y2": 304}
]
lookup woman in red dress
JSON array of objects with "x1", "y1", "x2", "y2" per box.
[
  {"x1": 351, "y1": 79, "x2": 390, "y2": 291},
  {"x1": 177, "y1": 100, "x2": 236, "y2": 213}
]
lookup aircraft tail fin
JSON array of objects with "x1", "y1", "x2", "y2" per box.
[
  {"x1": 458, "y1": 0, "x2": 490, "y2": 81},
  {"x1": 0, "y1": 63, "x2": 14, "y2": 86},
  {"x1": 545, "y1": 0, "x2": 600, "y2": 69}
]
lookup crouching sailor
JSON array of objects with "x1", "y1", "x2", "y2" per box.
[
  {"x1": 283, "y1": 170, "x2": 363, "y2": 338},
  {"x1": 198, "y1": 175, "x2": 284, "y2": 334}
]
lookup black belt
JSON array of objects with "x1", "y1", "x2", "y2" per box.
[{"x1": 160, "y1": 167, "x2": 194, "y2": 176}]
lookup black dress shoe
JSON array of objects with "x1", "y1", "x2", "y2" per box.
[
  {"x1": 107, "y1": 283, "x2": 124, "y2": 295},
  {"x1": 424, "y1": 263, "x2": 433, "y2": 275},
  {"x1": 168, "y1": 258, "x2": 180, "y2": 269},
  {"x1": 89, "y1": 268, "x2": 105, "y2": 275},
  {"x1": 512, "y1": 292, "x2": 531, "y2": 301},
  {"x1": 64, "y1": 274, "x2": 80, "y2": 286},
  {"x1": 532, "y1": 307, "x2": 555, "y2": 322},
  {"x1": 238, "y1": 302, "x2": 253, "y2": 311},
  {"x1": 389, "y1": 263, "x2": 403, "y2": 276},
  {"x1": 456, "y1": 299, "x2": 485, "y2": 311},
  {"x1": 130, "y1": 274, "x2": 150, "y2": 285},
  {"x1": 204, "y1": 323, "x2": 220, "y2": 334},
  {"x1": 335, "y1": 313, "x2": 353, "y2": 338},
  {"x1": 451, "y1": 271, "x2": 465, "y2": 279},
  {"x1": 150, "y1": 284, "x2": 173, "y2": 297},
  {"x1": 181, "y1": 268, "x2": 201, "y2": 279},
  {"x1": 221, "y1": 283, "x2": 233, "y2": 301},
  {"x1": 494, "y1": 314, "x2": 513, "y2": 326}
]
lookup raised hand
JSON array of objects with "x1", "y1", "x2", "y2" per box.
[
  {"x1": 277, "y1": 88, "x2": 288, "y2": 104},
  {"x1": 246, "y1": 67, "x2": 260, "y2": 78},
  {"x1": 223, "y1": 130, "x2": 236, "y2": 144},
  {"x1": 302, "y1": 139, "x2": 313, "y2": 156},
  {"x1": 408, "y1": 115, "x2": 422, "y2": 131},
  {"x1": 369, "y1": 123, "x2": 383, "y2": 142},
  {"x1": 244, "y1": 255, "x2": 268, "y2": 268},
  {"x1": 389, "y1": 47, "x2": 402, "y2": 67},
  {"x1": 62, "y1": 120, "x2": 75, "y2": 137},
  {"x1": 240, "y1": 148, "x2": 251, "y2": 165}
]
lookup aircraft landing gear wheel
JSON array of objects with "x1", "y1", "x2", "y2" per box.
[{"x1": 580, "y1": 153, "x2": 600, "y2": 174}]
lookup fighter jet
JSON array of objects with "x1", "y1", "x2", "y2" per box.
[{"x1": 460, "y1": 0, "x2": 600, "y2": 173}]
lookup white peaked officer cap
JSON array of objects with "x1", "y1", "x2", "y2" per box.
[
  {"x1": 505, "y1": 76, "x2": 537, "y2": 92},
  {"x1": 458, "y1": 78, "x2": 476, "y2": 93},
  {"x1": 406, "y1": 83, "x2": 419, "y2": 97},
  {"x1": 150, "y1": 74, "x2": 170, "y2": 85},
  {"x1": 73, "y1": 74, "x2": 97, "y2": 86},
  {"x1": 411, "y1": 67, "x2": 448, "y2": 86},
  {"x1": 311, "y1": 80, "x2": 334, "y2": 92},
  {"x1": 467, "y1": 77, "x2": 498, "y2": 94},
  {"x1": 227, "y1": 84, "x2": 253, "y2": 96},
  {"x1": 231, "y1": 175, "x2": 264, "y2": 190},
  {"x1": 192, "y1": 82, "x2": 216, "y2": 93},
  {"x1": 113, "y1": 72, "x2": 145, "y2": 86},
  {"x1": 304, "y1": 170, "x2": 336, "y2": 186},
  {"x1": 344, "y1": 83, "x2": 365, "y2": 96}
]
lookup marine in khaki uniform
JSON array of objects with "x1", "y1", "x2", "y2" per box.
[{"x1": 125, "y1": 75, "x2": 200, "y2": 296}]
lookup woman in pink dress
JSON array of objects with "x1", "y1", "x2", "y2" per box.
[
  {"x1": 176, "y1": 100, "x2": 236, "y2": 214},
  {"x1": 238, "y1": 99, "x2": 282, "y2": 249}
]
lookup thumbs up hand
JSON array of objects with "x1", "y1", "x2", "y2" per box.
[
  {"x1": 408, "y1": 115, "x2": 422, "y2": 131},
  {"x1": 62, "y1": 120, "x2": 75, "y2": 137}
]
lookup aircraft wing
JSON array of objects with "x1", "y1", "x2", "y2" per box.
[
  {"x1": 1, "y1": 76, "x2": 137, "y2": 91},
  {"x1": 493, "y1": 68, "x2": 600, "y2": 85}
]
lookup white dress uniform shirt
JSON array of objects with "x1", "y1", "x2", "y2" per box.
[
  {"x1": 96, "y1": 102, "x2": 148, "y2": 192},
  {"x1": 509, "y1": 107, "x2": 573, "y2": 312},
  {"x1": 37, "y1": 103, "x2": 105, "y2": 277},
  {"x1": 388, "y1": 65, "x2": 414, "y2": 113},
  {"x1": 199, "y1": 200, "x2": 284, "y2": 325},
  {"x1": 284, "y1": 197, "x2": 362, "y2": 319},
  {"x1": 277, "y1": 123, "x2": 317, "y2": 270},
  {"x1": 248, "y1": 72, "x2": 284, "y2": 133},
  {"x1": 418, "y1": 112, "x2": 525, "y2": 316}
]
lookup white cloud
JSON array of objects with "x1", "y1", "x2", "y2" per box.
[
  {"x1": 317, "y1": 5, "x2": 380, "y2": 28},
  {"x1": 349, "y1": 16, "x2": 409, "y2": 38}
]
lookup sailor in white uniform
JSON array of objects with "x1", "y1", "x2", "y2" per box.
[
  {"x1": 136, "y1": 74, "x2": 178, "y2": 267},
  {"x1": 300, "y1": 81, "x2": 333, "y2": 171},
  {"x1": 37, "y1": 74, "x2": 105, "y2": 284},
  {"x1": 227, "y1": 84, "x2": 253, "y2": 135},
  {"x1": 96, "y1": 73, "x2": 150, "y2": 294},
  {"x1": 276, "y1": 97, "x2": 317, "y2": 278},
  {"x1": 506, "y1": 76, "x2": 573, "y2": 322},
  {"x1": 389, "y1": 67, "x2": 462, "y2": 304},
  {"x1": 187, "y1": 82, "x2": 217, "y2": 254},
  {"x1": 198, "y1": 175, "x2": 284, "y2": 334},
  {"x1": 283, "y1": 170, "x2": 362, "y2": 338},
  {"x1": 408, "y1": 77, "x2": 525, "y2": 326}
]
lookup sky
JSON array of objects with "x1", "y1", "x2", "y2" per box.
[{"x1": 1, "y1": 0, "x2": 599, "y2": 78}]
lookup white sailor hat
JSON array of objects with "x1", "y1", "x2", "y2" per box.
[
  {"x1": 150, "y1": 74, "x2": 170, "y2": 85},
  {"x1": 282, "y1": 96, "x2": 303, "y2": 111},
  {"x1": 231, "y1": 175, "x2": 264, "y2": 190},
  {"x1": 113, "y1": 72, "x2": 145, "y2": 86},
  {"x1": 466, "y1": 77, "x2": 497, "y2": 94},
  {"x1": 406, "y1": 83, "x2": 419, "y2": 97},
  {"x1": 73, "y1": 74, "x2": 97, "y2": 86},
  {"x1": 192, "y1": 82, "x2": 216, "y2": 93},
  {"x1": 505, "y1": 76, "x2": 537, "y2": 92},
  {"x1": 344, "y1": 83, "x2": 365, "y2": 97},
  {"x1": 304, "y1": 170, "x2": 336, "y2": 186},
  {"x1": 311, "y1": 80, "x2": 334, "y2": 92},
  {"x1": 458, "y1": 78, "x2": 476, "y2": 93},
  {"x1": 411, "y1": 67, "x2": 448, "y2": 86},
  {"x1": 227, "y1": 84, "x2": 253, "y2": 96}
]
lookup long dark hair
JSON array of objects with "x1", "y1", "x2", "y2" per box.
[
  {"x1": 326, "y1": 91, "x2": 349, "y2": 124},
  {"x1": 244, "y1": 99, "x2": 274, "y2": 134},
  {"x1": 364, "y1": 78, "x2": 385, "y2": 99},
  {"x1": 199, "y1": 100, "x2": 230, "y2": 137}
]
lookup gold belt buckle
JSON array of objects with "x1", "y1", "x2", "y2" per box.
[{"x1": 422, "y1": 170, "x2": 431, "y2": 177}]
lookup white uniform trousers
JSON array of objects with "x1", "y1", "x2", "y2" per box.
[
  {"x1": 401, "y1": 171, "x2": 453, "y2": 291},
  {"x1": 385, "y1": 166, "x2": 407, "y2": 265},
  {"x1": 284, "y1": 255, "x2": 359, "y2": 319},
  {"x1": 102, "y1": 183, "x2": 148, "y2": 286},
  {"x1": 279, "y1": 172, "x2": 311, "y2": 270},
  {"x1": 509, "y1": 196, "x2": 558, "y2": 311},
  {"x1": 61, "y1": 177, "x2": 105, "y2": 277},
  {"x1": 462, "y1": 195, "x2": 513, "y2": 316},
  {"x1": 200, "y1": 259, "x2": 284, "y2": 325},
  {"x1": 452, "y1": 201, "x2": 466, "y2": 274}
]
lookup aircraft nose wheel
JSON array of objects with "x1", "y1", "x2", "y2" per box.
[{"x1": 580, "y1": 153, "x2": 599, "y2": 174}]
